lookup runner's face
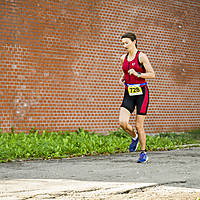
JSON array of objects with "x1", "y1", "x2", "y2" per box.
[{"x1": 122, "y1": 38, "x2": 134, "y2": 52}]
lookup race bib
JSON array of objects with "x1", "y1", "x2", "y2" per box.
[{"x1": 128, "y1": 84, "x2": 143, "y2": 96}]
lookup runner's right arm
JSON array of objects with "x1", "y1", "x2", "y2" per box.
[{"x1": 119, "y1": 54, "x2": 126, "y2": 85}]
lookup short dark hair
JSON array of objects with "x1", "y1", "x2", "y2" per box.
[{"x1": 121, "y1": 32, "x2": 137, "y2": 48}]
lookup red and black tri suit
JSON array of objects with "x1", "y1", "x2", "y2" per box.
[{"x1": 121, "y1": 51, "x2": 149, "y2": 115}]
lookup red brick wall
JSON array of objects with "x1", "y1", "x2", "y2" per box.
[{"x1": 0, "y1": 0, "x2": 199, "y2": 134}]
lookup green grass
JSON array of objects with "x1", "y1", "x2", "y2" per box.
[{"x1": 0, "y1": 128, "x2": 199, "y2": 163}]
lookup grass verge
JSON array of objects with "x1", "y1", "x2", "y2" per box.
[{"x1": 0, "y1": 128, "x2": 199, "y2": 163}]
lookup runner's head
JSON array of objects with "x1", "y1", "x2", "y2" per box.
[{"x1": 121, "y1": 32, "x2": 137, "y2": 52}]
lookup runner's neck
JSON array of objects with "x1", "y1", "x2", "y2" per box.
[{"x1": 127, "y1": 49, "x2": 138, "y2": 61}]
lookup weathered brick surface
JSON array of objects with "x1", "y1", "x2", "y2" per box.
[{"x1": 0, "y1": 0, "x2": 199, "y2": 134}]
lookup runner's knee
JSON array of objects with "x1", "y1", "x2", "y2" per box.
[
  {"x1": 119, "y1": 120, "x2": 128, "y2": 130},
  {"x1": 136, "y1": 123, "x2": 143, "y2": 132}
]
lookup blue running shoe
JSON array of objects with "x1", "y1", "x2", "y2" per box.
[
  {"x1": 129, "y1": 136, "x2": 139, "y2": 152},
  {"x1": 137, "y1": 152, "x2": 148, "y2": 163}
]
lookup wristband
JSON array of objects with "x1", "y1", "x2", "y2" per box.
[{"x1": 137, "y1": 72, "x2": 141, "y2": 78}]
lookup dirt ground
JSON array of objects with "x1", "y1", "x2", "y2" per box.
[{"x1": 0, "y1": 147, "x2": 200, "y2": 199}]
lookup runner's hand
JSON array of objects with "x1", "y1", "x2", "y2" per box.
[
  {"x1": 128, "y1": 69, "x2": 137, "y2": 76},
  {"x1": 119, "y1": 78, "x2": 125, "y2": 87}
]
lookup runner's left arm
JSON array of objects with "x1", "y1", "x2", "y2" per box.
[{"x1": 138, "y1": 53, "x2": 155, "y2": 79}]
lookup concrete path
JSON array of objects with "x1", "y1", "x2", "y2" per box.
[{"x1": 0, "y1": 147, "x2": 200, "y2": 199}]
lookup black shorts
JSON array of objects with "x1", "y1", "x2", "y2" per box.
[{"x1": 121, "y1": 85, "x2": 149, "y2": 115}]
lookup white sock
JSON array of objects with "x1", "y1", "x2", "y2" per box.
[{"x1": 132, "y1": 133, "x2": 138, "y2": 140}]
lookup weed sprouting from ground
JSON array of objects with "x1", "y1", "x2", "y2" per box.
[{"x1": 0, "y1": 128, "x2": 199, "y2": 163}]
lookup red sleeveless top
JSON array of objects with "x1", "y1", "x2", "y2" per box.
[{"x1": 122, "y1": 51, "x2": 146, "y2": 89}]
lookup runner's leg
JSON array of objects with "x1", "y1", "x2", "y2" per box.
[
  {"x1": 119, "y1": 107, "x2": 137, "y2": 138},
  {"x1": 135, "y1": 115, "x2": 146, "y2": 151}
]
